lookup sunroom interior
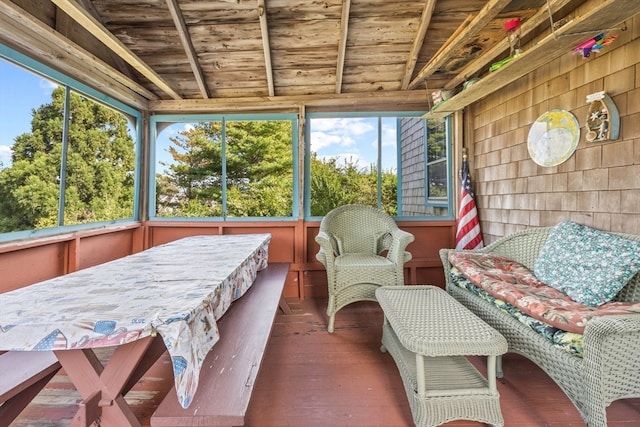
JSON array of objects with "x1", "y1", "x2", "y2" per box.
[{"x1": 1, "y1": 0, "x2": 640, "y2": 426}]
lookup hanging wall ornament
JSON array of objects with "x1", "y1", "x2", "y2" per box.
[
  {"x1": 573, "y1": 33, "x2": 618, "y2": 58},
  {"x1": 527, "y1": 109, "x2": 580, "y2": 167},
  {"x1": 491, "y1": 18, "x2": 523, "y2": 72},
  {"x1": 504, "y1": 18, "x2": 522, "y2": 57},
  {"x1": 585, "y1": 91, "x2": 620, "y2": 142}
]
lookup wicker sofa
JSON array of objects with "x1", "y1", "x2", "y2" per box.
[{"x1": 439, "y1": 223, "x2": 640, "y2": 427}]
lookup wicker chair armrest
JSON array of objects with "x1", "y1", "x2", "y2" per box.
[
  {"x1": 386, "y1": 228, "x2": 415, "y2": 264},
  {"x1": 315, "y1": 231, "x2": 336, "y2": 265}
]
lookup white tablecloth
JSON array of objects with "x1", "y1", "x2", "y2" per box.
[{"x1": 0, "y1": 233, "x2": 271, "y2": 408}]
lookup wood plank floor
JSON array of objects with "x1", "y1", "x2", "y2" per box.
[{"x1": 10, "y1": 297, "x2": 640, "y2": 426}]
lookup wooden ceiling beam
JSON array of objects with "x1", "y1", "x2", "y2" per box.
[
  {"x1": 0, "y1": 0, "x2": 151, "y2": 109},
  {"x1": 74, "y1": 0, "x2": 135, "y2": 80},
  {"x1": 149, "y1": 89, "x2": 428, "y2": 113},
  {"x1": 401, "y1": 0, "x2": 436, "y2": 90},
  {"x1": 335, "y1": 0, "x2": 351, "y2": 94},
  {"x1": 258, "y1": 0, "x2": 275, "y2": 97},
  {"x1": 443, "y1": 0, "x2": 576, "y2": 90},
  {"x1": 409, "y1": 0, "x2": 513, "y2": 89},
  {"x1": 50, "y1": 0, "x2": 182, "y2": 100},
  {"x1": 166, "y1": 0, "x2": 210, "y2": 99}
]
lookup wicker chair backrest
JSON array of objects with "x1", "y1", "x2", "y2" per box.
[{"x1": 319, "y1": 204, "x2": 399, "y2": 255}]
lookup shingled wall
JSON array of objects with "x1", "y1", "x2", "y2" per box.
[{"x1": 468, "y1": 16, "x2": 640, "y2": 243}]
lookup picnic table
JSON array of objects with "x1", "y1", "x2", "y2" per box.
[{"x1": 0, "y1": 233, "x2": 271, "y2": 426}]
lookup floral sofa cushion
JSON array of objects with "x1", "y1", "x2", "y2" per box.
[
  {"x1": 534, "y1": 220, "x2": 640, "y2": 306},
  {"x1": 448, "y1": 251, "x2": 640, "y2": 334},
  {"x1": 449, "y1": 266, "x2": 584, "y2": 357}
]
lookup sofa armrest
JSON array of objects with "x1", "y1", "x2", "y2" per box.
[
  {"x1": 583, "y1": 314, "x2": 640, "y2": 357},
  {"x1": 582, "y1": 314, "x2": 640, "y2": 408}
]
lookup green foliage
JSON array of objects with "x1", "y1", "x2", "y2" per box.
[
  {"x1": 157, "y1": 119, "x2": 397, "y2": 219},
  {"x1": 0, "y1": 87, "x2": 135, "y2": 233},
  {"x1": 156, "y1": 120, "x2": 293, "y2": 217},
  {"x1": 309, "y1": 153, "x2": 397, "y2": 216}
]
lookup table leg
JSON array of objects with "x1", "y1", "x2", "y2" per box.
[{"x1": 54, "y1": 335, "x2": 164, "y2": 427}]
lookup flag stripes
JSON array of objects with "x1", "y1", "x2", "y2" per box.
[{"x1": 455, "y1": 158, "x2": 483, "y2": 250}]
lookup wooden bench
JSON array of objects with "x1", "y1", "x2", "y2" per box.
[
  {"x1": 0, "y1": 350, "x2": 61, "y2": 425},
  {"x1": 150, "y1": 262, "x2": 289, "y2": 427}
]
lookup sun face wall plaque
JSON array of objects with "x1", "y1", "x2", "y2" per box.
[
  {"x1": 527, "y1": 109, "x2": 580, "y2": 167},
  {"x1": 585, "y1": 91, "x2": 619, "y2": 142}
]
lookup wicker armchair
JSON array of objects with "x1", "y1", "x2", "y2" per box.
[{"x1": 315, "y1": 204, "x2": 414, "y2": 332}]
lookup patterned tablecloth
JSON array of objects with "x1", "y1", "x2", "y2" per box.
[{"x1": 0, "y1": 233, "x2": 271, "y2": 408}]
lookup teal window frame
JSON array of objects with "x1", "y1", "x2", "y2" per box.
[
  {"x1": 304, "y1": 112, "x2": 453, "y2": 221},
  {"x1": 148, "y1": 113, "x2": 299, "y2": 221},
  {"x1": 0, "y1": 46, "x2": 142, "y2": 243},
  {"x1": 424, "y1": 116, "x2": 451, "y2": 208}
]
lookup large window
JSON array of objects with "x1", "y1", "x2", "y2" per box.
[
  {"x1": 306, "y1": 113, "x2": 452, "y2": 218},
  {"x1": 151, "y1": 115, "x2": 297, "y2": 219},
  {"x1": 0, "y1": 52, "x2": 140, "y2": 241}
]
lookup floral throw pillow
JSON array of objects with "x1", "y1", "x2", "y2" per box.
[{"x1": 534, "y1": 221, "x2": 640, "y2": 306}]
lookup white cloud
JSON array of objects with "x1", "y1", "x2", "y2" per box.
[
  {"x1": 39, "y1": 77, "x2": 59, "y2": 93},
  {"x1": 310, "y1": 118, "x2": 375, "y2": 153},
  {"x1": 381, "y1": 124, "x2": 397, "y2": 147},
  {"x1": 310, "y1": 130, "x2": 355, "y2": 152},
  {"x1": 0, "y1": 145, "x2": 12, "y2": 166}
]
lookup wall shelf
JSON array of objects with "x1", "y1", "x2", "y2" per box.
[{"x1": 423, "y1": 0, "x2": 640, "y2": 120}]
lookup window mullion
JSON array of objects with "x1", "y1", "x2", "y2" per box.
[{"x1": 57, "y1": 87, "x2": 71, "y2": 226}]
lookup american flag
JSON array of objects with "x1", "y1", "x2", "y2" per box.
[{"x1": 455, "y1": 157, "x2": 484, "y2": 250}]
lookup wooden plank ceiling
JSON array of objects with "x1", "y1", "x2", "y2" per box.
[{"x1": 1, "y1": 0, "x2": 605, "y2": 110}]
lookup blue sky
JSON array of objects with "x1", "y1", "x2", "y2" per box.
[
  {"x1": 309, "y1": 117, "x2": 398, "y2": 172},
  {"x1": 1, "y1": 59, "x2": 58, "y2": 167},
  {"x1": 2, "y1": 57, "x2": 399, "y2": 173}
]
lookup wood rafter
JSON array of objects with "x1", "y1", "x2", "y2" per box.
[
  {"x1": 401, "y1": 0, "x2": 436, "y2": 90},
  {"x1": 335, "y1": 0, "x2": 351, "y2": 94},
  {"x1": 409, "y1": 0, "x2": 513, "y2": 89},
  {"x1": 165, "y1": 0, "x2": 210, "y2": 99},
  {"x1": 258, "y1": 0, "x2": 275, "y2": 97},
  {"x1": 73, "y1": 0, "x2": 135, "y2": 80},
  {"x1": 0, "y1": 0, "x2": 152, "y2": 108},
  {"x1": 50, "y1": 0, "x2": 182, "y2": 100},
  {"x1": 443, "y1": 0, "x2": 575, "y2": 90}
]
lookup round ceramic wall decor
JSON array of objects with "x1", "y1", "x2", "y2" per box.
[{"x1": 527, "y1": 109, "x2": 580, "y2": 167}]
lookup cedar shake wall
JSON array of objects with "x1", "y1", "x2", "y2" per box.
[
  {"x1": 400, "y1": 117, "x2": 428, "y2": 215},
  {"x1": 400, "y1": 117, "x2": 449, "y2": 217},
  {"x1": 468, "y1": 16, "x2": 640, "y2": 244}
]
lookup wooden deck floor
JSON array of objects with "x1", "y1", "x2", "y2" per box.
[{"x1": 10, "y1": 297, "x2": 640, "y2": 426}]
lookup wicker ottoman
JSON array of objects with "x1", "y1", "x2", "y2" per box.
[{"x1": 375, "y1": 285, "x2": 508, "y2": 427}]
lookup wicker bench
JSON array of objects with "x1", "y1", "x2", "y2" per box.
[
  {"x1": 440, "y1": 226, "x2": 640, "y2": 427},
  {"x1": 151, "y1": 262, "x2": 289, "y2": 427},
  {"x1": 0, "y1": 350, "x2": 61, "y2": 425}
]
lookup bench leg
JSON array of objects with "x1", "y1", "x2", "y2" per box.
[
  {"x1": 0, "y1": 368, "x2": 59, "y2": 425},
  {"x1": 278, "y1": 295, "x2": 292, "y2": 314}
]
